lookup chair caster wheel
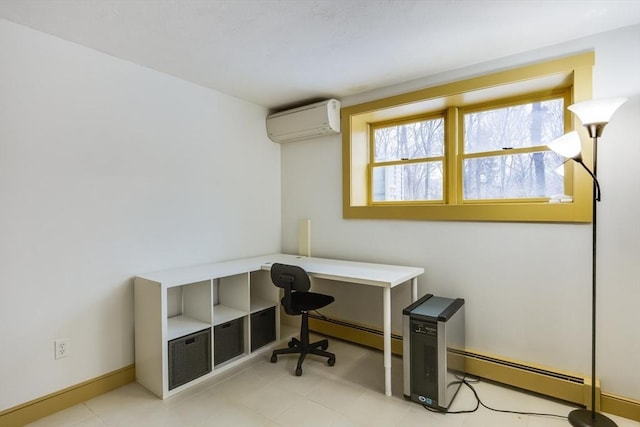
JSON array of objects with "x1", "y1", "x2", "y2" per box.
[
  {"x1": 270, "y1": 354, "x2": 277, "y2": 363},
  {"x1": 288, "y1": 341, "x2": 296, "y2": 348},
  {"x1": 328, "y1": 357, "x2": 335, "y2": 366},
  {"x1": 321, "y1": 342, "x2": 328, "y2": 350},
  {"x1": 295, "y1": 367, "x2": 302, "y2": 376}
]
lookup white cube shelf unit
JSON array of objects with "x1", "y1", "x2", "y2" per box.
[{"x1": 134, "y1": 257, "x2": 281, "y2": 398}]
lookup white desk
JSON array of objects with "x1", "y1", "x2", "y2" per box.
[
  {"x1": 261, "y1": 254, "x2": 424, "y2": 396},
  {"x1": 135, "y1": 253, "x2": 423, "y2": 398}
]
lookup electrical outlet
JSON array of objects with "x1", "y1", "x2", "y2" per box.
[{"x1": 54, "y1": 339, "x2": 70, "y2": 359}]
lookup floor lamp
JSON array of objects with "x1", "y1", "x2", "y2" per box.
[{"x1": 547, "y1": 97, "x2": 627, "y2": 427}]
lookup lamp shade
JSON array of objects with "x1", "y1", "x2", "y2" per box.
[
  {"x1": 568, "y1": 97, "x2": 627, "y2": 125},
  {"x1": 547, "y1": 131, "x2": 582, "y2": 159}
]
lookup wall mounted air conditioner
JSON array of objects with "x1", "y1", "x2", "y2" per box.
[{"x1": 266, "y1": 99, "x2": 341, "y2": 143}]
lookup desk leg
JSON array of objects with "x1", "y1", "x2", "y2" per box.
[
  {"x1": 411, "y1": 277, "x2": 418, "y2": 302},
  {"x1": 383, "y1": 287, "x2": 392, "y2": 396}
]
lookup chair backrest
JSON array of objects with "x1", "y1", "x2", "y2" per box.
[
  {"x1": 270, "y1": 263, "x2": 310, "y2": 292},
  {"x1": 270, "y1": 263, "x2": 310, "y2": 315}
]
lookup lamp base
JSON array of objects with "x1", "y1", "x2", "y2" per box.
[{"x1": 568, "y1": 409, "x2": 617, "y2": 427}]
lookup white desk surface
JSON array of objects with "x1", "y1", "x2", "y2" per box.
[
  {"x1": 262, "y1": 254, "x2": 424, "y2": 288},
  {"x1": 137, "y1": 253, "x2": 424, "y2": 289}
]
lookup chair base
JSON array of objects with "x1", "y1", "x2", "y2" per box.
[{"x1": 271, "y1": 336, "x2": 335, "y2": 376}]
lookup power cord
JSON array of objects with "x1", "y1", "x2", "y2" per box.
[{"x1": 422, "y1": 376, "x2": 568, "y2": 420}]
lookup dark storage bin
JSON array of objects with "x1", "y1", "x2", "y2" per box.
[
  {"x1": 168, "y1": 328, "x2": 212, "y2": 390},
  {"x1": 250, "y1": 306, "x2": 276, "y2": 351},
  {"x1": 214, "y1": 317, "x2": 244, "y2": 366}
]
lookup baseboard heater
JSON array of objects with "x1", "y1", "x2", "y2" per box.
[
  {"x1": 450, "y1": 348, "x2": 584, "y2": 383},
  {"x1": 448, "y1": 347, "x2": 588, "y2": 405},
  {"x1": 309, "y1": 312, "x2": 403, "y2": 340},
  {"x1": 308, "y1": 312, "x2": 404, "y2": 355},
  {"x1": 308, "y1": 313, "x2": 586, "y2": 405}
]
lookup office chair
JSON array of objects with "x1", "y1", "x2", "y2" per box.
[{"x1": 270, "y1": 263, "x2": 336, "y2": 376}]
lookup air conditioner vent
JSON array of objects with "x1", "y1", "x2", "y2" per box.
[{"x1": 266, "y1": 99, "x2": 341, "y2": 143}]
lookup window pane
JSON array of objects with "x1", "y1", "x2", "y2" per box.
[
  {"x1": 374, "y1": 118, "x2": 444, "y2": 162},
  {"x1": 373, "y1": 162, "x2": 443, "y2": 201},
  {"x1": 463, "y1": 152, "x2": 565, "y2": 200},
  {"x1": 464, "y1": 99, "x2": 564, "y2": 154}
]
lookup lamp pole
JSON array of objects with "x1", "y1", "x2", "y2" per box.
[{"x1": 568, "y1": 126, "x2": 616, "y2": 427}]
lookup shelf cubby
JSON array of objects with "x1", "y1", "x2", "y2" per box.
[
  {"x1": 134, "y1": 257, "x2": 284, "y2": 399},
  {"x1": 167, "y1": 280, "x2": 212, "y2": 340}
]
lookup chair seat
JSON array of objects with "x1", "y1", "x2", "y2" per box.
[{"x1": 286, "y1": 291, "x2": 334, "y2": 312}]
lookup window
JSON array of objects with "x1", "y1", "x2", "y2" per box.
[
  {"x1": 342, "y1": 52, "x2": 595, "y2": 222},
  {"x1": 371, "y1": 115, "x2": 445, "y2": 202},
  {"x1": 460, "y1": 96, "x2": 566, "y2": 202}
]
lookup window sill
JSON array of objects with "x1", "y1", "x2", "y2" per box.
[{"x1": 343, "y1": 202, "x2": 592, "y2": 223}]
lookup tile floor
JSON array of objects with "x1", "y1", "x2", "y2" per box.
[{"x1": 27, "y1": 336, "x2": 639, "y2": 427}]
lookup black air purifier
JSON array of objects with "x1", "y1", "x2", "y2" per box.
[{"x1": 403, "y1": 294, "x2": 465, "y2": 410}]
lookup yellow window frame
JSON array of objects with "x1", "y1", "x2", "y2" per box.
[{"x1": 341, "y1": 52, "x2": 594, "y2": 222}]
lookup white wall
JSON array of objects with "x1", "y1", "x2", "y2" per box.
[
  {"x1": 0, "y1": 19, "x2": 281, "y2": 411},
  {"x1": 281, "y1": 25, "x2": 640, "y2": 400}
]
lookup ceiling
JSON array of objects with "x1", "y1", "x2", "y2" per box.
[{"x1": 1, "y1": 0, "x2": 640, "y2": 110}]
